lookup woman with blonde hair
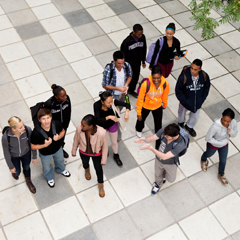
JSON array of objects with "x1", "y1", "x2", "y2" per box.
[{"x1": 2, "y1": 116, "x2": 37, "y2": 193}]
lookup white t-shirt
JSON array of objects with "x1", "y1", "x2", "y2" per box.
[
  {"x1": 114, "y1": 67, "x2": 125, "y2": 95},
  {"x1": 191, "y1": 75, "x2": 199, "y2": 90}
]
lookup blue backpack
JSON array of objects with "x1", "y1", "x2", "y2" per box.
[{"x1": 146, "y1": 37, "x2": 164, "y2": 65}]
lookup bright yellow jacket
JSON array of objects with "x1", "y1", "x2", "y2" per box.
[{"x1": 136, "y1": 75, "x2": 169, "y2": 115}]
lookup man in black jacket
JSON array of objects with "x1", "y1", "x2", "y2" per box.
[
  {"x1": 120, "y1": 24, "x2": 147, "y2": 98},
  {"x1": 175, "y1": 59, "x2": 210, "y2": 137}
]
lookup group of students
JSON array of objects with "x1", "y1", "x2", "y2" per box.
[{"x1": 2, "y1": 22, "x2": 238, "y2": 197}]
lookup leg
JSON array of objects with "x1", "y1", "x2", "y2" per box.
[
  {"x1": 80, "y1": 152, "x2": 91, "y2": 180},
  {"x1": 218, "y1": 144, "x2": 228, "y2": 175},
  {"x1": 152, "y1": 106, "x2": 163, "y2": 149},
  {"x1": 129, "y1": 64, "x2": 141, "y2": 93},
  {"x1": 164, "y1": 61, "x2": 174, "y2": 78},
  {"x1": 20, "y1": 150, "x2": 31, "y2": 178},
  {"x1": 91, "y1": 155, "x2": 103, "y2": 183},
  {"x1": 11, "y1": 156, "x2": 21, "y2": 177},
  {"x1": 52, "y1": 147, "x2": 66, "y2": 173},
  {"x1": 109, "y1": 130, "x2": 118, "y2": 154},
  {"x1": 186, "y1": 109, "x2": 201, "y2": 128},
  {"x1": 39, "y1": 153, "x2": 54, "y2": 181},
  {"x1": 164, "y1": 164, "x2": 177, "y2": 183},
  {"x1": 155, "y1": 159, "x2": 165, "y2": 187},
  {"x1": 178, "y1": 103, "x2": 187, "y2": 124},
  {"x1": 157, "y1": 62, "x2": 166, "y2": 78},
  {"x1": 135, "y1": 107, "x2": 151, "y2": 132},
  {"x1": 201, "y1": 143, "x2": 217, "y2": 161}
]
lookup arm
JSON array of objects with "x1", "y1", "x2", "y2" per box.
[
  {"x1": 114, "y1": 99, "x2": 131, "y2": 110},
  {"x1": 55, "y1": 128, "x2": 65, "y2": 140},
  {"x1": 149, "y1": 39, "x2": 160, "y2": 68},
  {"x1": 202, "y1": 73, "x2": 211, "y2": 102},
  {"x1": 62, "y1": 97, "x2": 71, "y2": 130},
  {"x1": 71, "y1": 128, "x2": 80, "y2": 157},
  {"x1": 101, "y1": 130, "x2": 108, "y2": 165},
  {"x1": 2, "y1": 135, "x2": 15, "y2": 170},
  {"x1": 175, "y1": 75, "x2": 190, "y2": 109},
  {"x1": 136, "y1": 81, "x2": 147, "y2": 116},
  {"x1": 125, "y1": 63, "x2": 132, "y2": 87},
  {"x1": 229, "y1": 119, "x2": 238, "y2": 138},
  {"x1": 31, "y1": 140, "x2": 51, "y2": 150},
  {"x1": 142, "y1": 35, "x2": 147, "y2": 65},
  {"x1": 205, "y1": 125, "x2": 228, "y2": 147},
  {"x1": 134, "y1": 134, "x2": 159, "y2": 144},
  {"x1": 26, "y1": 126, "x2": 37, "y2": 161},
  {"x1": 161, "y1": 79, "x2": 169, "y2": 109},
  {"x1": 93, "y1": 101, "x2": 108, "y2": 126}
]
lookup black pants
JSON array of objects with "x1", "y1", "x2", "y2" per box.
[
  {"x1": 80, "y1": 152, "x2": 103, "y2": 183},
  {"x1": 136, "y1": 107, "x2": 163, "y2": 149},
  {"x1": 128, "y1": 63, "x2": 141, "y2": 93}
]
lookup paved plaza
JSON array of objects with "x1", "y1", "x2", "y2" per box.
[{"x1": 0, "y1": 0, "x2": 240, "y2": 239}]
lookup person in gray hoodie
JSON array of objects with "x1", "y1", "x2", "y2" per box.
[
  {"x1": 2, "y1": 116, "x2": 37, "y2": 193},
  {"x1": 201, "y1": 108, "x2": 238, "y2": 185}
]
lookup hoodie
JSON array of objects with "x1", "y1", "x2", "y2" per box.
[
  {"x1": 2, "y1": 126, "x2": 37, "y2": 169},
  {"x1": 205, "y1": 118, "x2": 238, "y2": 148}
]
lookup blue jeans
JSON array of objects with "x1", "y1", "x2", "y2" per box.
[
  {"x1": 201, "y1": 143, "x2": 228, "y2": 175},
  {"x1": 11, "y1": 150, "x2": 31, "y2": 178},
  {"x1": 39, "y1": 147, "x2": 65, "y2": 181}
]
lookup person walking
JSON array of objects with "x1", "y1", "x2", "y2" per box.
[
  {"x1": 2, "y1": 116, "x2": 37, "y2": 193},
  {"x1": 94, "y1": 91, "x2": 130, "y2": 166},
  {"x1": 200, "y1": 108, "x2": 238, "y2": 185},
  {"x1": 72, "y1": 114, "x2": 108, "y2": 197},
  {"x1": 136, "y1": 65, "x2": 169, "y2": 149}
]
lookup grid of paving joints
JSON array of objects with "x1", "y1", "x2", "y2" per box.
[{"x1": 0, "y1": 0, "x2": 240, "y2": 239}]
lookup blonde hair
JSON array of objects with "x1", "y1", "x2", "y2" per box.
[{"x1": 8, "y1": 116, "x2": 22, "y2": 129}]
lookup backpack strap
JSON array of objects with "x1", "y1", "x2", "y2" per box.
[
  {"x1": 35, "y1": 125, "x2": 49, "y2": 140},
  {"x1": 143, "y1": 78, "x2": 150, "y2": 102},
  {"x1": 51, "y1": 120, "x2": 56, "y2": 135},
  {"x1": 202, "y1": 70, "x2": 207, "y2": 81},
  {"x1": 163, "y1": 81, "x2": 167, "y2": 90}
]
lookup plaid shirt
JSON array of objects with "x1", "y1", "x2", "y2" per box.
[{"x1": 102, "y1": 61, "x2": 132, "y2": 95}]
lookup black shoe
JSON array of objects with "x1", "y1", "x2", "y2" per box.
[
  {"x1": 129, "y1": 91, "x2": 138, "y2": 98},
  {"x1": 63, "y1": 149, "x2": 69, "y2": 158},
  {"x1": 185, "y1": 125, "x2": 197, "y2": 137},
  {"x1": 12, "y1": 173, "x2": 19, "y2": 180},
  {"x1": 113, "y1": 153, "x2": 123, "y2": 166},
  {"x1": 178, "y1": 122, "x2": 185, "y2": 128}
]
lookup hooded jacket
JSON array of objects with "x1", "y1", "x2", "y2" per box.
[
  {"x1": 205, "y1": 118, "x2": 238, "y2": 148},
  {"x1": 175, "y1": 67, "x2": 210, "y2": 113},
  {"x1": 136, "y1": 75, "x2": 169, "y2": 115},
  {"x1": 120, "y1": 32, "x2": 147, "y2": 66},
  {"x1": 44, "y1": 95, "x2": 71, "y2": 130},
  {"x1": 2, "y1": 126, "x2": 37, "y2": 169}
]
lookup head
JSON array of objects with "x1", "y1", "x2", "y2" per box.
[
  {"x1": 51, "y1": 84, "x2": 67, "y2": 103},
  {"x1": 8, "y1": 116, "x2": 25, "y2": 135},
  {"x1": 132, "y1": 24, "x2": 143, "y2": 39},
  {"x1": 164, "y1": 123, "x2": 180, "y2": 141},
  {"x1": 151, "y1": 65, "x2": 162, "y2": 85},
  {"x1": 165, "y1": 23, "x2": 175, "y2": 40},
  {"x1": 81, "y1": 114, "x2": 97, "y2": 132},
  {"x1": 221, "y1": 108, "x2": 235, "y2": 128},
  {"x1": 37, "y1": 108, "x2": 52, "y2": 128},
  {"x1": 190, "y1": 59, "x2": 202, "y2": 77},
  {"x1": 99, "y1": 91, "x2": 113, "y2": 108},
  {"x1": 113, "y1": 51, "x2": 125, "y2": 70}
]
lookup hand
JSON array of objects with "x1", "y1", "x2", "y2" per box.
[
  {"x1": 44, "y1": 137, "x2": 52, "y2": 147},
  {"x1": 163, "y1": 106, "x2": 166, "y2": 109},
  {"x1": 72, "y1": 153, "x2": 76, "y2": 157},
  {"x1": 137, "y1": 115, "x2": 142, "y2": 121},
  {"x1": 32, "y1": 159, "x2": 37, "y2": 165},
  {"x1": 10, "y1": 168, "x2": 16, "y2": 173},
  {"x1": 227, "y1": 128, "x2": 231, "y2": 133},
  {"x1": 101, "y1": 161, "x2": 106, "y2": 166},
  {"x1": 134, "y1": 137, "x2": 145, "y2": 143},
  {"x1": 108, "y1": 115, "x2": 118, "y2": 122},
  {"x1": 53, "y1": 134, "x2": 59, "y2": 141},
  {"x1": 118, "y1": 86, "x2": 127, "y2": 93},
  {"x1": 174, "y1": 56, "x2": 180, "y2": 60},
  {"x1": 124, "y1": 112, "x2": 129, "y2": 122},
  {"x1": 142, "y1": 63, "x2": 146, "y2": 69},
  {"x1": 123, "y1": 86, "x2": 128, "y2": 94},
  {"x1": 140, "y1": 144, "x2": 152, "y2": 150}
]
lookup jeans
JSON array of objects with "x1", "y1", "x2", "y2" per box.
[
  {"x1": 80, "y1": 152, "x2": 103, "y2": 183},
  {"x1": 201, "y1": 143, "x2": 228, "y2": 175},
  {"x1": 39, "y1": 147, "x2": 65, "y2": 181},
  {"x1": 11, "y1": 150, "x2": 31, "y2": 178}
]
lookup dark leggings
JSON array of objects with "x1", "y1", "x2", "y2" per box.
[
  {"x1": 80, "y1": 152, "x2": 103, "y2": 183},
  {"x1": 136, "y1": 106, "x2": 163, "y2": 149}
]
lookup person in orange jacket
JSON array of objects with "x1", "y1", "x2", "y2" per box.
[{"x1": 136, "y1": 65, "x2": 169, "y2": 149}]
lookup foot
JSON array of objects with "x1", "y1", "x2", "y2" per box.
[
  {"x1": 61, "y1": 169, "x2": 71, "y2": 177},
  {"x1": 163, "y1": 178, "x2": 166, "y2": 184},
  {"x1": 47, "y1": 179, "x2": 55, "y2": 188},
  {"x1": 218, "y1": 174, "x2": 228, "y2": 185},
  {"x1": 85, "y1": 167, "x2": 91, "y2": 180},
  {"x1": 113, "y1": 153, "x2": 123, "y2": 166},
  {"x1": 201, "y1": 160, "x2": 209, "y2": 172},
  {"x1": 11, "y1": 173, "x2": 19, "y2": 180},
  {"x1": 129, "y1": 91, "x2": 138, "y2": 98},
  {"x1": 63, "y1": 149, "x2": 69, "y2": 158},
  {"x1": 151, "y1": 182, "x2": 160, "y2": 195},
  {"x1": 25, "y1": 177, "x2": 36, "y2": 194},
  {"x1": 185, "y1": 125, "x2": 197, "y2": 137},
  {"x1": 98, "y1": 183, "x2": 105, "y2": 197},
  {"x1": 136, "y1": 131, "x2": 142, "y2": 138},
  {"x1": 178, "y1": 122, "x2": 185, "y2": 128}
]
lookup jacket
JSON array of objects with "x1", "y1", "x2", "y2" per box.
[
  {"x1": 120, "y1": 32, "x2": 147, "y2": 65},
  {"x1": 2, "y1": 126, "x2": 37, "y2": 169},
  {"x1": 205, "y1": 118, "x2": 238, "y2": 148},
  {"x1": 136, "y1": 75, "x2": 169, "y2": 115},
  {"x1": 44, "y1": 95, "x2": 71, "y2": 130},
  {"x1": 175, "y1": 67, "x2": 210, "y2": 113},
  {"x1": 71, "y1": 125, "x2": 108, "y2": 164}
]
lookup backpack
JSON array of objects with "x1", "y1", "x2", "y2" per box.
[
  {"x1": 160, "y1": 126, "x2": 189, "y2": 165},
  {"x1": 146, "y1": 37, "x2": 164, "y2": 65},
  {"x1": 180, "y1": 65, "x2": 207, "y2": 85},
  {"x1": 30, "y1": 102, "x2": 45, "y2": 127},
  {"x1": 35, "y1": 120, "x2": 57, "y2": 140}
]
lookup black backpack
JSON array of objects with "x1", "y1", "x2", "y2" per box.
[
  {"x1": 35, "y1": 120, "x2": 57, "y2": 140},
  {"x1": 30, "y1": 102, "x2": 45, "y2": 127}
]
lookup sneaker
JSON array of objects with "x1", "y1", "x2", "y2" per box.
[
  {"x1": 113, "y1": 153, "x2": 123, "y2": 166},
  {"x1": 63, "y1": 149, "x2": 69, "y2": 158},
  {"x1": 163, "y1": 178, "x2": 166, "y2": 184},
  {"x1": 136, "y1": 131, "x2": 142, "y2": 138},
  {"x1": 61, "y1": 169, "x2": 71, "y2": 177},
  {"x1": 129, "y1": 91, "x2": 138, "y2": 98},
  {"x1": 178, "y1": 122, "x2": 185, "y2": 128},
  {"x1": 151, "y1": 182, "x2": 160, "y2": 195},
  {"x1": 47, "y1": 179, "x2": 55, "y2": 188},
  {"x1": 185, "y1": 125, "x2": 197, "y2": 137}
]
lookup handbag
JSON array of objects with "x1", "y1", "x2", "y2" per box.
[{"x1": 111, "y1": 101, "x2": 126, "y2": 131}]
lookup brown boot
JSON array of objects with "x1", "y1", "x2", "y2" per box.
[
  {"x1": 98, "y1": 183, "x2": 105, "y2": 197},
  {"x1": 12, "y1": 173, "x2": 19, "y2": 180},
  {"x1": 25, "y1": 177, "x2": 36, "y2": 194},
  {"x1": 85, "y1": 167, "x2": 91, "y2": 180}
]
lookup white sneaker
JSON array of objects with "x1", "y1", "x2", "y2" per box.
[
  {"x1": 61, "y1": 169, "x2": 71, "y2": 177},
  {"x1": 47, "y1": 179, "x2": 55, "y2": 188},
  {"x1": 136, "y1": 131, "x2": 142, "y2": 138}
]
